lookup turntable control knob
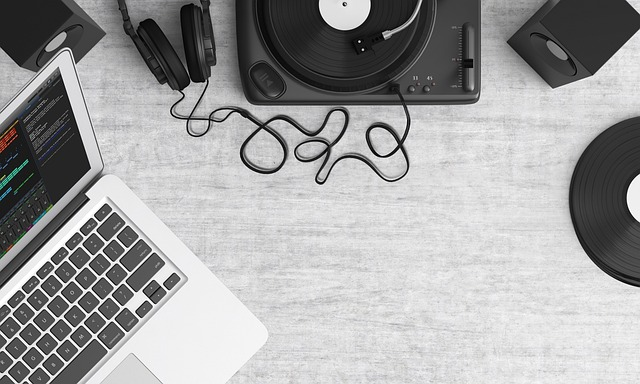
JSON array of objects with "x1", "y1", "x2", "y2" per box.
[
  {"x1": 407, "y1": 85, "x2": 416, "y2": 93},
  {"x1": 249, "y1": 62, "x2": 286, "y2": 99},
  {"x1": 462, "y1": 23, "x2": 476, "y2": 93}
]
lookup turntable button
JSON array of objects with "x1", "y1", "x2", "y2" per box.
[
  {"x1": 407, "y1": 85, "x2": 416, "y2": 93},
  {"x1": 423, "y1": 86, "x2": 431, "y2": 93},
  {"x1": 249, "y1": 62, "x2": 285, "y2": 99}
]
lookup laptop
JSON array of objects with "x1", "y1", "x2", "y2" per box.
[{"x1": 0, "y1": 49, "x2": 267, "y2": 384}]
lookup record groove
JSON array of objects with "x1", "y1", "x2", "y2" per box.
[
  {"x1": 570, "y1": 117, "x2": 640, "y2": 286},
  {"x1": 257, "y1": 0, "x2": 436, "y2": 93}
]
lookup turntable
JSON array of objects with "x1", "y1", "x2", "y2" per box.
[{"x1": 237, "y1": 0, "x2": 481, "y2": 105}]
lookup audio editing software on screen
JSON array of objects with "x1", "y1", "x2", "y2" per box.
[{"x1": 0, "y1": 70, "x2": 90, "y2": 258}]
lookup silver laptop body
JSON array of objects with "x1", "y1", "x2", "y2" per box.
[{"x1": 0, "y1": 49, "x2": 267, "y2": 384}]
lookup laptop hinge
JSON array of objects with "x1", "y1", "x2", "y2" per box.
[{"x1": 0, "y1": 193, "x2": 90, "y2": 287}]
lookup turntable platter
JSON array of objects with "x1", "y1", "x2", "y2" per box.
[{"x1": 257, "y1": 0, "x2": 436, "y2": 93}]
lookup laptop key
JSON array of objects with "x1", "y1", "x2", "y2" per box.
[
  {"x1": 98, "y1": 298, "x2": 119, "y2": 320},
  {"x1": 7, "y1": 338, "x2": 26, "y2": 358},
  {"x1": 64, "y1": 306, "x2": 85, "y2": 327},
  {"x1": 69, "y1": 248, "x2": 90, "y2": 269},
  {"x1": 36, "y1": 334, "x2": 58, "y2": 355},
  {"x1": 81, "y1": 218, "x2": 98, "y2": 236},
  {"x1": 78, "y1": 292, "x2": 99, "y2": 313},
  {"x1": 29, "y1": 368, "x2": 50, "y2": 384},
  {"x1": 83, "y1": 234, "x2": 104, "y2": 255},
  {"x1": 98, "y1": 322, "x2": 124, "y2": 350},
  {"x1": 76, "y1": 268, "x2": 97, "y2": 289},
  {"x1": 62, "y1": 281, "x2": 82, "y2": 304},
  {"x1": 19, "y1": 324, "x2": 41, "y2": 345},
  {"x1": 117, "y1": 226, "x2": 138, "y2": 248},
  {"x1": 164, "y1": 273, "x2": 181, "y2": 290},
  {"x1": 71, "y1": 326, "x2": 91, "y2": 348},
  {"x1": 42, "y1": 276, "x2": 62, "y2": 297},
  {"x1": 103, "y1": 240, "x2": 124, "y2": 261},
  {"x1": 50, "y1": 340, "x2": 107, "y2": 384},
  {"x1": 98, "y1": 213, "x2": 125, "y2": 241},
  {"x1": 22, "y1": 276, "x2": 39, "y2": 294},
  {"x1": 89, "y1": 254, "x2": 110, "y2": 275},
  {"x1": 0, "y1": 317, "x2": 20, "y2": 338},
  {"x1": 0, "y1": 334, "x2": 5, "y2": 349},
  {"x1": 50, "y1": 320, "x2": 71, "y2": 341},
  {"x1": 43, "y1": 353, "x2": 63, "y2": 376},
  {"x1": 27, "y1": 289, "x2": 48, "y2": 311},
  {"x1": 14, "y1": 303, "x2": 34, "y2": 325},
  {"x1": 47, "y1": 297, "x2": 69, "y2": 317},
  {"x1": 85, "y1": 313, "x2": 106, "y2": 334},
  {"x1": 143, "y1": 281, "x2": 160, "y2": 298},
  {"x1": 56, "y1": 340, "x2": 78, "y2": 362},
  {"x1": 65, "y1": 233, "x2": 83, "y2": 251},
  {"x1": 55, "y1": 261, "x2": 76, "y2": 283},
  {"x1": 0, "y1": 305, "x2": 10, "y2": 322},
  {"x1": 8, "y1": 291, "x2": 25, "y2": 308},
  {"x1": 92, "y1": 278, "x2": 114, "y2": 299},
  {"x1": 150, "y1": 286, "x2": 166, "y2": 304},
  {"x1": 36, "y1": 262, "x2": 54, "y2": 279},
  {"x1": 33, "y1": 310, "x2": 55, "y2": 331},
  {"x1": 128, "y1": 254, "x2": 164, "y2": 292},
  {"x1": 0, "y1": 351, "x2": 12, "y2": 373},
  {"x1": 95, "y1": 204, "x2": 112, "y2": 222},
  {"x1": 121, "y1": 240, "x2": 151, "y2": 271},
  {"x1": 136, "y1": 301, "x2": 153, "y2": 318},
  {"x1": 106, "y1": 264, "x2": 127, "y2": 285},
  {"x1": 115, "y1": 309, "x2": 138, "y2": 332},
  {"x1": 113, "y1": 285, "x2": 133, "y2": 306},
  {"x1": 9, "y1": 361, "x2": 28, "y2": 382},
  {"x1": 22, "y1": 347, "x2": 43, "y2": 369},
  {"x1": 61, "y1": 282, "x2": 82, "y2": 303},
  {"x1": 51, "y1": 248, "x2": 69, "y2": 265}
]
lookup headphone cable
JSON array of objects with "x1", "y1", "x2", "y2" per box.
[{"x1": 170, "y1": 79, "x2": 412, "y2": 184}]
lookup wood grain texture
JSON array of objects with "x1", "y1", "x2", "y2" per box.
[{"x1": 2, "y1": 0, "x2": 640, "y2": 383}]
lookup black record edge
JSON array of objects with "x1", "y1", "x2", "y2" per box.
[{"x1": 569, "y1": 117, "x2": 640, "y2": 286}]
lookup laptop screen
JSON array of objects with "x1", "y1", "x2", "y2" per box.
[{"x1": 0, "y1": 69, "x2": 90, "y2": 260}]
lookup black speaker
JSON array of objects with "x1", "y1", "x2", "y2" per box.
[
  {"x1": 0, "y1": 0, "x2": 105, "y2": 71},
  {"x1": 508, "y1": 0, "x2": 640, "y2": 88}
]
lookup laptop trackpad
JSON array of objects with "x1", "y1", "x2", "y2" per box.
[{"x1": 101, "y1": 354, "x2": 163, "y2": 384}]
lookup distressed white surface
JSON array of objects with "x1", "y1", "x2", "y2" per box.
[{"x1": 2, "y1": 0, "x2": 640, "y2": 383}]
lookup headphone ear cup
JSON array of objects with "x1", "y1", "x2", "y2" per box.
[
  {"x1": 130, "y1": 33, "x2": 168, "y2": 86},
  {"x1": 138, "y1": 19, "x2": 191, "y2": 91},
  {"x1": 181, "y1": 4, "x2": 210, "y2": 83}
]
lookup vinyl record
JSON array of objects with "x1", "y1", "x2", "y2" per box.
[
  {"x1": 570, "y1": 117, "x2": 640, "y2": 286},
  {"x1": 257, "y1": 0, "x2": 436, "y2": 93}
]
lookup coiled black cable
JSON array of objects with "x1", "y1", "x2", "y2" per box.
[{"x1": 170, "y1": 79, "x2": 411, "y2": 184}]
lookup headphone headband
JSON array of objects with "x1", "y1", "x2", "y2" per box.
[
  {"x1": 117, "y1": 0, "x2": 135, "y2": 37},
  {"x1": 199, "y1": 0, "x2": 217, "y2": 66}
]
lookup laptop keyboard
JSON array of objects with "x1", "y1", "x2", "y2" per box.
[{"x1": 0, "y1": 202, "x2": 184, "y2": 384}]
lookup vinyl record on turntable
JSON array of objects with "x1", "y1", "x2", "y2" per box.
[
  {"x1": 570, "y1": 117, "x2": 640, "y2": 286},
  {"x1": 257, "y1": 0, "x2": 436, "y2": 93}
]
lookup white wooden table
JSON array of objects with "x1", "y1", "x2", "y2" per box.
[{"x1": 2, "y1": 0, "x2": 640, "y2": 382}]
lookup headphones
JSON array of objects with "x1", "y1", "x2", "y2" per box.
[{"x1": 117, "y1": 0, "x2": 217, "y2": 91}]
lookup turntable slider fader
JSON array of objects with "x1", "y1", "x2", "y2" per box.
[{"x1": 462, "y1": 23, "x2": 476, "y2": 92}]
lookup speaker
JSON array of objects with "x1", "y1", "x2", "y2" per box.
[
  {"x1": 508, "y1": 0, "x2": 640, "y2": 88},
  {"x1": 0, "y1": 0, "x2": 105, "y2": 71}
]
